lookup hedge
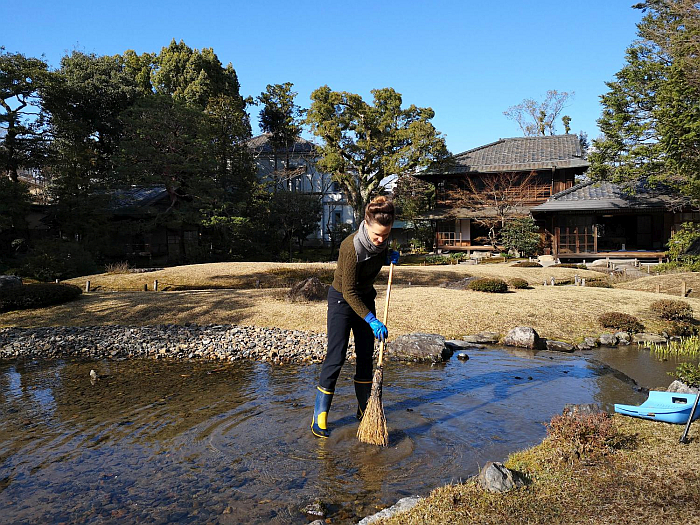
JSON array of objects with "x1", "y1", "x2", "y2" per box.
[
  {"x1": 0, "y1": 283, "x2": 83, "y2": 313},
  {"x1": 467, "y1": 278, "x2": 508, "y2": 293},
  {"x1": 598, "y1": 312, "x2": 644, "y2": 333}
]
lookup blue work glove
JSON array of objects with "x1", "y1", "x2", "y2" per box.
[
  {"x1": 364, "y1": 312, "x2": 388, "y2": 341},
  {"x1": 386, "y1": 250, "x2": 400, "y2": 266}
]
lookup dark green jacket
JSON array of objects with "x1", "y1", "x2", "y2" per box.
[{"x1": 332, "y1": 231, "x2": 387, "y2": 318}]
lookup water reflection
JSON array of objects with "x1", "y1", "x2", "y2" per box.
[{"x1": 0, "y1": 347, "x2": 671, "y2": 524}]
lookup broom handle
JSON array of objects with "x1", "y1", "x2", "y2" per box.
[{"x1": 377, "y1": 262, "x2": 395, "y2": 368}]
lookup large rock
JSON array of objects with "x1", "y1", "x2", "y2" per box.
[
  {"x1": 477, "y1": 462, "x2": 526, "y2": 493},
  {"x1": 667, "y1": 380, "x2": 699, "y2": 394},
  {"x1": 387, "y1": 333, "x2": 452, "y2": 363},
  {"x1": 615, "y1": 331, "x2": 631, "y2": 345},
  {"x1": 287, "y1": 277, "x2": 329, "y2": 302},
  {"x1": 546, "y1": 340, "x2": 575, "y2": 353},
  {"x1": 445, "y1": 340, "x2": 485, "y2": 351},
  {"x1": 357, "y1": 496, "x2": 422, "y2": 525},
  {"x1": 463, "y1": 332, "x2": 500, "y2": 344},
  {"x1": 503, "y1": 326, "x2": 544, "y2": 350},
  {"x1": 0, "y1": 275, "x2": 22, "y2": 292},
  {"x1": 632, "y1": 333, "x2": 667, "y2": 344},
  {"x1": 599, "y1": 333, "x2": 618, "y2": 346}
]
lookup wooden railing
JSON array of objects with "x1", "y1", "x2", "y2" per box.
[
  {"x1": 554, "y1": 226, "x2": 598, "y2": 254},
  {"x1": 437, "y1": 185, "x2": 552, "y2": 207},
  {"x1": 436, "y1": 232, "x2": 471, "y2": 248}
]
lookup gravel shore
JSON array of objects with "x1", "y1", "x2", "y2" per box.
[{"x1": 0, "y1": 324, "x2": 343, "y2": 363}]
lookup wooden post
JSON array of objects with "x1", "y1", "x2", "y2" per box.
[
  {"x1": 593, "y1": 225, "x2": 598, "y2": 253},
  {"x1": 85, "y1": 280, "x2": 90, "y2": 292},
  {"x1": 584, "y1": 226, "x2": 588, "y2": 253},
  {"x1": 582, "y1": 278, "x2": 586, "y2": 286},
  {"x1": 575, "y1": 227, "x2": 580, "y2": 253},
  {"x1": 682, "y1": 281, "x2": 687, "y2": 297},
  {"x1": 144, "y1": 284, "x2": 148, "y2": 291},
  {"x1": 55, "y1": 279, "x2": 59, "y2": 283},
  {"x1": 647, "y1": 265, "x2": 650, "y2": 274},
  {"x1": 656, "y1": 284, "x2": 661, "y2": 294},
  {"x1": 153, "y1": 280, "x2": 158, "y2": 291}
]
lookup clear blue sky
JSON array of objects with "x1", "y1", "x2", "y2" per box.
[{"x1": 4, "y1": 0, "x2": 643, "y2": 154}]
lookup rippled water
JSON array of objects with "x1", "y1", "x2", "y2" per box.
[{"x1": 0, "y1": 347, "x2": 673, "y2": 524}]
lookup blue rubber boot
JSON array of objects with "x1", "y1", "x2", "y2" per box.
[
  {"x1": 354, "y1": 378, "x2": 372, "y2": 420},
  {"x1": 311, "y1": 386, "x2": 334, "y2": 438}
]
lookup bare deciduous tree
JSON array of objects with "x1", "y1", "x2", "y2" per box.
[
  {"x1": 503, "y1": 90, "x2": 574, "y2": 136},
  {"x1": 458, "y1": 171, "x2": 538, "y2": 247}
]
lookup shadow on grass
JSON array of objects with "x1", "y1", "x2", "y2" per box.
[{"x1": 0, "y1": 291, "x2": 255, "y2": 327}]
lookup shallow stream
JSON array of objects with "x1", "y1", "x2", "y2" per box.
[{"x1": 0, "y1": 346, "x2": 688, "y2": 524}]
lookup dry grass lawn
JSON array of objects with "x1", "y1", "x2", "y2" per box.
[
  {"x1": 63, "y1": 261, "x2": 604, "y2": 291},
  {"x1": 4, "y1": 262, "x2": 700, "y2": 342},
  {"x1": 614, "y1": 270, "x2": 700, "y2": 298},
  {"x1": 379, "y1": 415, "x2": 700, "y2": 525}
]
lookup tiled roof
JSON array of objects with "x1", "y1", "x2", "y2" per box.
[
  {"x1": 533, "y1": 180, "x2": 683, "y2": 211},
  {"x1": 423, "y1": 134, "x2": 589, "y2": 175},
  {"x1": 109, "y1": 186, "x2": 170, "y2": 211},
  {"x1": 247, "y1": 133, "x2": 316, "y2": 155}
]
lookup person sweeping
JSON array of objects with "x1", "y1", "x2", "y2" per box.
[{"x1": 311, "y1": 196, "x2": 399, "y2": 439}]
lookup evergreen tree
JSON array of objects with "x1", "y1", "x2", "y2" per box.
[
  {"x1": 589, "y1": 1, "x2": 700, "y2": 200},
  {"x1": 1, "y1": 49, "x2": 50, "y2": 182},
  {"x1": 306, "y1": 86, "x2": 448, "y2": 223}
]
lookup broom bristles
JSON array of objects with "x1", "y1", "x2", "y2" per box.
[{"x1": 356, "y1": 367, "x2": 388, "y2": 446}]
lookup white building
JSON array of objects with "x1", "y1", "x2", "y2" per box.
[{"x1": 247, "y1": 133, "x2": 355, "y2": 245}]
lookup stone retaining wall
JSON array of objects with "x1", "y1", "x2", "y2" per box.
[{"x1": 0, "y1": 324, "x2": 333, "y2": 364}]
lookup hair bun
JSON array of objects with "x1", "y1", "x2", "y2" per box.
[{"x1": 365, "y1": 196, "x2": 395, "y2": 226}]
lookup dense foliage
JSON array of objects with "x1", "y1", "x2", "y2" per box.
[
  {"x1": 467, "y1": 277, "x2": 508, "y2": 293},
  {"x1": 0, "y1": 283, "x2": 82, "y2": 312},
  {"x1": 511, "y1": 261, "x2": 542, "y2": 268},
  {"x1": 666, "y1": 222, "x2": 700, "y2": 262},
  {"x1": 508, "y1": 277, "x2": 529, "y2": 289},
  {"x1": 598, "y1": 311, "x2": 644, "y2": 332},
  {"x1": 651, "y1": 299, "x2": 693, "y2": 321},
  {"x1": 589, "y1": 1, "x2": 700, "y2": 202},
  {"x1": 306, "y1": 86, "x2": 449, "y2": 222},
  {"x1": 499, "y1": 216, "x2": 540, "y2": 257},
  {"x1": 546, "y1": 412, "x2": 627, "y2": 462},
  {"x1": 672, "y1": 362, "x2": 700, "y2": 387}
]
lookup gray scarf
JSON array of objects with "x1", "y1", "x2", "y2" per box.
[{"x1": 353, "y1": 220, "x2": 388, "y2": 262}]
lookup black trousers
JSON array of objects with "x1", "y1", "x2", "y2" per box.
[{"x1": 318, "y1": 286, "x2": 376, "y2": 392}]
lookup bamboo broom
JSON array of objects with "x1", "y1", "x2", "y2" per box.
[{"x1": 357, "y1": 262, "x2": 394, "y2": 446}]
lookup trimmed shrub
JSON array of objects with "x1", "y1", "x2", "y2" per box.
[
  {"x1": 598, "y1": 312, "x2": 644, "y2": 333},
  {"x1": 0, "y1": 283, "x2": 82, "y2": 313},
  {"x1": 651, "y1": 299, "x2": 693, "y2": 321},
  {"x1": 666, "y1": 321, "x2": 698, "y2": 337},
  {"x1": 467, "y1": 278, "x2": 508, "y2": 293},
  {"x1": 546, "y1": 412, "x2": 628, "y2": 461},
  {"x1": 511, "y1": 261, "x2": 542, "y2": 268},
  {"x1": 424, "y1": 255, "x2": 451, "y2": 265},
  {"x1": 509, "y1": 278, "x2": 529, "y2": 289},
  {"x1": 551, "y1": 263, "x2": 587, "y2": 269}
]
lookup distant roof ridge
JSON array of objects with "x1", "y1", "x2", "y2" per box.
[{"x1": 453, "y1": 139, "x2": 505, "y2": 158}]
